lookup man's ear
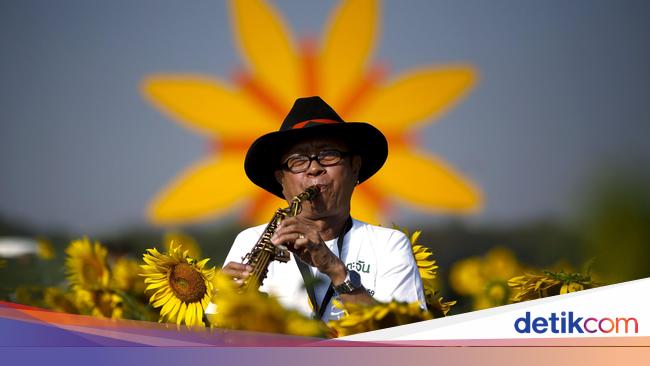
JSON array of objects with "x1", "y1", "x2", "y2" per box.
[
  {"x1": 274, "y1": 170, "x2": 284, "y2": 186},
  {"x1": 351, "y1": 155, "x2": 362, "y2": 180}
]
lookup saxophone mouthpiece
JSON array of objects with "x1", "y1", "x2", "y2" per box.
[{"x1": 305, "y1": 185, "x2": 319, "y2": 200}]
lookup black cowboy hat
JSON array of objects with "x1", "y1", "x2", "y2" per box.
[{"x1": 244, "y1": 96, "x2": 388, "y2": 198}]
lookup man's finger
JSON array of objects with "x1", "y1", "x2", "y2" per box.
[{"x1": 222, "y1": 262, "x2": 252, "y2": 278}]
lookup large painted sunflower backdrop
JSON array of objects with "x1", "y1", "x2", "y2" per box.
[{"x1": 143, "y1": 0, "x2": 482, "y2": 226}]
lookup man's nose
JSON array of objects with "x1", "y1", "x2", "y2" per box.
[{"x1": 305, "y1": 159, "x2": 326, "y2": 175}]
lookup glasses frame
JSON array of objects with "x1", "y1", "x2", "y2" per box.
[{"x1": 281, "y1": 149, "x2": 351, "y2": 173}]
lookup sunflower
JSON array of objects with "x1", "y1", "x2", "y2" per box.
[
  {"x1": 36, "y1": 237, "x2": 56, "y2": 260},
  {"x1": 329, "y1": 300, "x2": 432, "y2": 337},
  {"x1": 207, "y1": 272, "x2": 327, "y2": 337},
  {"x1": 43, "y1": 287, "x2": 80, "y2": 314},
  {"x1": 73, "y1": 288, "x2": 124, "y2": 319},
  {"x1": 449, "y1": 246, "x2": 522, "y2": 310},
  {"x1": 394, "y1": 226, "x2": 456, "y2": 317},
  {"x1": 65, "y1": 237, "x2": 110, "y2": 290},
  {"x1": 163, "y1": 231, "x2": 202, "y2": 259},
  {"x1": 113, "y1": 257, "x2": 146, "y2": 295},
  {"x1": 140, "y1": 243, "x2": 215, "y2": 327},
  {"x1": 508, "y1": 270, "x2": 600, "y2": 303}
]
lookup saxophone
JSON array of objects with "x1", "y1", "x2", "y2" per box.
[{"x1": 239, "y1": 186, "x2": 319, "y2": 293}]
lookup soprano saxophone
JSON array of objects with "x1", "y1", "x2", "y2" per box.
[{"x1": 239, "y1": 186, "x2": 319, "y2": 293}]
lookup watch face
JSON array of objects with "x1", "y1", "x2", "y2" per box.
[
  {"x1": 335, "y1": 270, "x2": 362, "y2": 294},
  {"x1": 348, "y1": 270, "x2": 362, "y2": 287}
]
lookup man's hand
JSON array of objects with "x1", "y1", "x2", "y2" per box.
[
  {"x1": 270, "y1": 216, "x2": 347, "y2": 285},
  {"x1": 221, "y1": 261, "x2": 253, "y2": 287}
]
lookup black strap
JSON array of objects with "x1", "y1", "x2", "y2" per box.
[{"x1": 296, "y1": 217, "x2": 353, "y2": 320}]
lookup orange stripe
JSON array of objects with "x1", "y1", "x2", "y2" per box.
[
  {"x1": 338, "y1": 63, "x2": 388, "y2": 117},
  {"x1": 358, "y1": 183, "x2": 390, "y2": 213},
  {"x1": 242, "y1": 191, "x2": 277, "y2": 224},
  {"x1": 300, "y1": 37, "x2": 318, "y2": 95},
  {"x1": 233, "y1": 70, "x2": 287, "y2": 119},
  {"x1": 292, "y1": 119, "x2": 340, "y2": 129}
]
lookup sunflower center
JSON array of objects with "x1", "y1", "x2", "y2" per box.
[
  {"x1": 170, "y1": 262, "x2": 206, "y2": 303},
  {"x1": 82, "y1": 259, "x2": 104, "y2": 284}
]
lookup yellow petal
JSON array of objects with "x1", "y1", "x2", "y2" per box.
[
  {"x1": 229, "y1": 0, "x2": 300, "y2": 108},
  {"x1": 416, "y1": 260, "x2": 436, "y2": 267},
  {"x1": 145, "y1": 280, "x2": 168, "y2": 292},
  {"x1": 350, "y1": 66, "x2": 477, "y2": 134},
  {"x1": 166, "y1": 300, "x2": 182, "y2": 322},
  {"x1": 177, "y1": 302, "x2": 187, "y2": 326},
  {"x1": 560, "y1": 283, "x2": 569, "y2": 295},
  {"x1": 148, "y1": 154, "x2": 257, "y2": 224},
  {"x1": 319, "y1": 0, "x2": 379, "y2": 106},
  {"x1": 410, "y1": 230, "x2": 422, "y2": 245},
  {"x1": 150, "y1": 288, "x2": 171, "y2": 302},
  {"x1": 373, "y1": 146, "x2": 481, "y2": 211},
  {"x1": 143, "y1": 273, "x2": 167, "y2": 281},
  {"x1": 142, "y1": 75, "x2": 276, "y2": 139},
  {"x1": 152, "y1": 291, "x2": 173, "y2": 308},
  {"x1": 160, "y1": 297, "x2": 176, "y2": 317},
  {"x1": 195, "y1": 258, "x2": 210, "y2": 269},
  {"x1": 350, "y1": 185, "x2": 384, "y2": 225},
  {"x1": 186, "y1": 302, "x2": 195, "y2": 327},
  {"x1": 196, "y1": 300, "x2": 205, "y2": 327}
]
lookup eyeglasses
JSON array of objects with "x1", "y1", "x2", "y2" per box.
[{"x1": 281, "y1": 149, "x2": 350, "y2": 173}]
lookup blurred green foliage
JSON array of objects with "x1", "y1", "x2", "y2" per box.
[{"x1": 576, "y1": 169, "x2": 650, "y2": 283}]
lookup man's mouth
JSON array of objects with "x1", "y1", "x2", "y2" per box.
[{"x1": 311, "y1": 183, "x2": 329, "y2": 192}]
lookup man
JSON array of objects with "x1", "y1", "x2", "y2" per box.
[{"x1": 219, "y1": 96, "x2": 425, "y2": 322}]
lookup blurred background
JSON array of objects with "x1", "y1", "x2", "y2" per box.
[{"x1": 1, "y1": 0, "x2": 649, "y2": 314}]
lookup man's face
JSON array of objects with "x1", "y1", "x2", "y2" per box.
[{"x1": 275, "y1": 137, "x2": 361, "y2": 219}]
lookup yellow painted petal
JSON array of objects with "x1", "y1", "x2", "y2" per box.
[
  {"x1": 319, "y1": 0, "x2": 379, "y2": 106},
  {"x1": 350, "y1": 186, "x2": 383, "y2": 225},
  {"x1": 142, "y1": 75, "x2": 276, "y2": 139},
  {"x1": 350, "y1": 65, "x2": 477, "y2": 133},
  {"x1": 148, "y1": 154, "x2": 257, "y2": 224},
  {"x1": 374, "y1": 146, "x2": 481, "y2": 211},
  {"x1": 248, "y1": 193, "x2": 290, "y2": 226},
  {"x1": 229, "y1": 0, "x2": 300, "y2": 108}
]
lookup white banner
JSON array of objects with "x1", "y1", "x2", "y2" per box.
[{"x1": 344, "y1": 277, "x2": 650, "y2": 341}]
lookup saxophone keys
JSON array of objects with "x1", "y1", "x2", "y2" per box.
[{"x1": 275, "y1": 246, "x2": 291, "y2": 263}]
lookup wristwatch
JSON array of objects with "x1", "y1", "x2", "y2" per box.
[{"x1": 333, "y1": 270, "x2": 362, "y2": 295}]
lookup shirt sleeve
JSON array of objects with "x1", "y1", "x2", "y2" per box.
[
  {"x1": 373, "y1": 230, "x2": 427, "y2": 308},
  {"x1": 207, "y1": 228, "x2": 259, "y2": 316},
  {"x1": 223, "y1": 227, "x2": 260, "y2": 267}
]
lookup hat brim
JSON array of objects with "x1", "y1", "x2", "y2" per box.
[{"x1": 244, "y1": 123, "x2": 388, "y2": 199}]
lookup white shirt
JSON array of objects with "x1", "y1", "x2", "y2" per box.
[{"x1": 216, "y1": 218, "x2": 426, "y2": 322}]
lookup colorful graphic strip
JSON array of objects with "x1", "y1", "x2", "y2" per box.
[{"x1": 3, "y1": 279, "x2": 650, "y2": 364}]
